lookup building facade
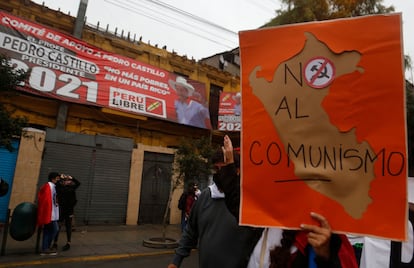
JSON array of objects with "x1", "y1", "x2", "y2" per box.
[{"x1": 0, "y1": 0, "x2": 240, "y2": 225}]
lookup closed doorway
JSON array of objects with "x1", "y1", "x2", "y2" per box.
[{"x1": 138, "y1": 152, "x2": 174, "y2": 224}]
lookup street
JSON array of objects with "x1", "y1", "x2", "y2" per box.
[{"x1": 7, "y1": 252, "x2": 198, "y2": 268}]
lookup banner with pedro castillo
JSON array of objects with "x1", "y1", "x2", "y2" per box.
[{"x1": 239, "y1": 13, "x2": 407, "y2": 241}]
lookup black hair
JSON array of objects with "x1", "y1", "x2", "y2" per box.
[
  {"x1": 269, "y1": 230, "x2": 297, "y2": 268},
  {"x1": 48, "y1": 172, "x2": 60, "y2": 181}
]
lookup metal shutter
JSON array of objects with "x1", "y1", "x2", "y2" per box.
[
  {"x1": 0, "y1": 140, "x2": 19, "y2": 222},
  {"x1": 39, "y1": 129, "x2": 133, "y2": 225}
]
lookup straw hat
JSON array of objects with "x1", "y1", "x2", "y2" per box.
[
  {"x1": 232, "y1": 92, "x2": 241, "y2": 100},
  {"x1": 169, "y1": 76, "x2": 195, "y2": 96}
]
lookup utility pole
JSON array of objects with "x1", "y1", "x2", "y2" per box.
[{"x1": 56, "y1": 0, "x2": 88, "y2": 130}]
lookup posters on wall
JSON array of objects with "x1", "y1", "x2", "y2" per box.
[
  {"x1": 239, "y1": 14, "x2": 407, "y2": 240},
  {"x1": 0, "y1": 11, "x2": 211, "y2": 129},
  {"x1": 218, "y1": 91, "x2": 241, "y2": 131}
]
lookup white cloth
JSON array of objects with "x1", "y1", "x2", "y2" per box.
[
  {"x1": 408, "y1": 177, "x2": 414, "y2": 203},
  {"x1": 48, "y1": 182, "x2": 59, "y2": 221},
  {"x1": 247, "y1": 228, "x2": 298, "y2": 268},
  {"x1": 359, "y1": 237, "x2": 391, "y2": 268},
  {"x1": 175, "y1": 99, "x2": 210, "y2": 128},
  {"x1": 208, "y1": 183, "x2": 225, "y2": 199},
  {"x1": 358, "y1": 219, "x2": 414, "y2": 267},
  {"x1": 353, "y1": 177, "x2": 414, "y2": 267}
]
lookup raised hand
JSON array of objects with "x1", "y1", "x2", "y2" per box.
[
  {"x1": 300, "y1": 212, "x2": 332, "y2": 260},
  {"x1": 222, "y1": 135, "x2": 234, "y2": 165}
]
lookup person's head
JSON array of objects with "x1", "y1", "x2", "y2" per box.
[
  {"x1": 232, "y1": 92, "x2": 241, "y2": 104},
  {"x1": 187, "y1": 182, "x2": 197, "y2": 194},
  {"x1": 48, "y1": 172, "x2": 60, "y2": 183},
  {"x1": 211, "y1": 147, "x2": 240, "y2": 190},
  {"x1": 169, "y1": 76, "x2": 195, "y2": 101}
]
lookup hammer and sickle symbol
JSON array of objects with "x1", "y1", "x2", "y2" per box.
[{"x1": 310, "y1": 61, "x2": 330, "y2": 79}]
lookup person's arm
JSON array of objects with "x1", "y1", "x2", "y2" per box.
[
  {"x1": 204, "y1": 118, "x2": 212, "y2": 129},
  {"x1": 70, "y1": 177, "x2": 80, "y2": 189},
  {"x1": 312, "y1": 234, "x2": 358, "y2": 268},
  {"x1": 184, "y1": 194, "x2": 194, "y2": 217},
  {"x1": 300, "y1": 212, "x2": 358, "y2": 268},
  {"x1": 219, "y1": 163, "x2": 240, "y2": 219},
  {"x1": 168, "y1": 191, "x2": 202, "y2": 268},
  {"x1": 218, "y1": 135, "x2": 241, "y2": 219},
  {"x1": 203, "y1": 108, "x2": 212, "y2": 129},
  {"x1": 300, "y1": 212, "x2": 332, "y2": 260}
]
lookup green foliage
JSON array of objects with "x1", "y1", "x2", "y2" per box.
[
  {"x1": 0, "y1": 54, "x2": 29, "y2": 94},
  {"x1": 265, "y1": 0, "x2": 394, "y2": 26},
  {"x1": 174, "y1": 136, "x2": 216, "y2": 185},
  {"x1": 405, "y1": 55, "x2": 412, "y2": 73},
  {"x1": 0, "y1": 54, "x2": 29, "y2": 151},
  {"x1": 406, "y1": 82, "x2": 414, "y2": 176},
  {"x1": 0, "y1": 105, "x2": 28, "y2": 151}
]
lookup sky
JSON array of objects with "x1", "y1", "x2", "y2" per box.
[{"x1": 31, "y1": 0, "x2": 413, "y2": 80}]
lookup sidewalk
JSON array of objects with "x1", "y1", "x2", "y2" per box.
[{"x1": 0, "y1": 224, "x2": 182, "y2": 267}]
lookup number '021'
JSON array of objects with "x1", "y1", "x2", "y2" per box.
[{"x1": 10, "y1": 58, "x2": 98, "y2": 103}]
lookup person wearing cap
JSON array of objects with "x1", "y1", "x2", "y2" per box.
[
  {"x1": 169, "y1": 76, "x2": 212, "y2": 129},
  {"x1": 37, "y1": 172, "x2": 60, "y2": 255}
]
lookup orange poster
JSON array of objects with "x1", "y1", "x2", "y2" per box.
[{"x1": 239, "y1": 14, "x2": 407, "y2": 240}]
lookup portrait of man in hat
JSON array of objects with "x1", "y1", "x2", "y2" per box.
[
  {"x1": 232, "y1": 92, "x2": 241, "y2": 116},
  {"x1": 169, "y1": 76, "x2": 211, "y2": 129}
]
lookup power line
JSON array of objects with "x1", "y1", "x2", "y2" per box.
[
  {"x1": 119, "y1": 0, "x2": 237, "y2": 44},
  {"x1": 104, "y1": 0, "x2": 236, "y2": 49},
  {"x1": 245, "y1": 0, "x2": 278, "y2": 16},
  {"x1": 141, "y1": 0, "x2": 238, "y2": 35}
]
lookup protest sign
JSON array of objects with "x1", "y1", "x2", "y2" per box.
[{"x1": 239, "y1": 14, "x2": 407, "y2": 240}]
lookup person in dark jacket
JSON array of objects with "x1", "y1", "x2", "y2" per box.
[
  {"x1": 167, "y1": 141, "x2": 261, "y2": 268},
  {"x1": 217, "y1": 134, "x2": 358, "y2": 268},
  {"x1": 53, "y1": 174, "x2": 80, "y2": 251}
]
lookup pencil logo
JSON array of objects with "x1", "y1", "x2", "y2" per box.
[
  {"x1": 222, "y1": 94, "x2": 231, "y2": 101},
  {"x1": 147, "y1": 101, "x2": 160, "y2": 111}
]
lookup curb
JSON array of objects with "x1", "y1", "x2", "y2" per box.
[
  {"x1": 0, "y1": 250, "x2": 176, "y2": 268},
  {"x1": 142, "y1": 237, "x2": 179, "y2": 249}
]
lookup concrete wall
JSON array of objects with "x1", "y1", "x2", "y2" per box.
[{"x1": 9, "y1": 128, "x2": 45, "y2": 212}]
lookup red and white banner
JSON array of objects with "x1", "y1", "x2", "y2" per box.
[
  {"x1": 0, "y1": 12, "x2": 211, "y2": 129},
  {"x1": 218, "y1": 92, "x2": 241, "y2": 131}
]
